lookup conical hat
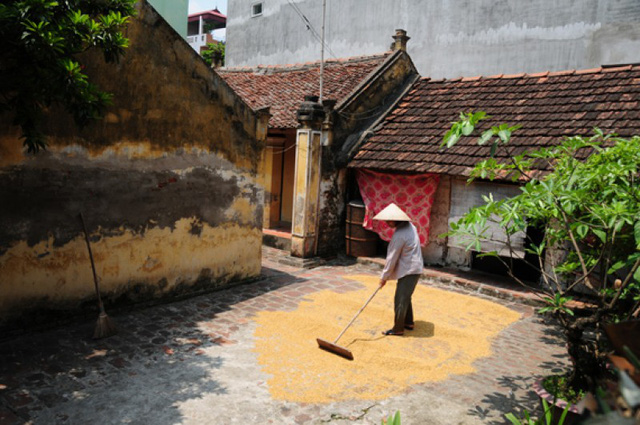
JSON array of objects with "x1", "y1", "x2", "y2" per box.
[{"x1": 372, "y1": 203, "x2": 411, "y2": 221}]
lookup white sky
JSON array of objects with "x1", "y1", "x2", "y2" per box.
[{"x1": 189, "y1": 0, "x2": 227, "y2": 14}]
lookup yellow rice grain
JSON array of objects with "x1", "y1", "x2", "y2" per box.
[{"x1": 252, "y1": 274, "x2": 521, "y2": 403}]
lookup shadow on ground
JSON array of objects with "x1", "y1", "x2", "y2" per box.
[
  {"x1": 0, "y1": 266, "x2": 305, "y2": 424},
  {"x1": 469, "y1": 359, "x2": 570, "y2": 424}
]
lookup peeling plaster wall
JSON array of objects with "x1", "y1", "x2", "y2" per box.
[
  {"x1": 0, "y1": 1, "x2": 266, "y2": 329},
  {"x1": 227, "y1": 0, "x2": 640, "y2": 79},
  {"x1": 423, "y1": 175, "x2": 451, "y2": 266}
]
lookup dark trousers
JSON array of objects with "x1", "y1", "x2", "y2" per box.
[{"x1": 392, "y1": 274, "x2": 420, "y2": 333}]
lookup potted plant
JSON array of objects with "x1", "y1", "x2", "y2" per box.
[{"x1": 443, "y1": 112, "x2": 640, "y2": 421}]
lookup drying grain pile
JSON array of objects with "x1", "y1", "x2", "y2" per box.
[{"x1": 253, "y1": 274, "x2": 520, "y2": 403}]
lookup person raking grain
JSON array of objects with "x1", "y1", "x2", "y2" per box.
[{"x1": 373, "y1": 203, "x2": 423, "y2": 336}]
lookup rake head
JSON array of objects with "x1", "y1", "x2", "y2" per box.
[{"x1": 316, "y1": 338, "x2": 353, "y2": 360}]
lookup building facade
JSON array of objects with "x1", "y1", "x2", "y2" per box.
[
  {"x1": 187, "y1": 8, "x2": 227, "y2": 53},
  {"x1": 226, "y1": 0, "x2": 640, "y2": 79},
  {"x1": 148, "y1": 0, "x2": 188, "y2": 37}
]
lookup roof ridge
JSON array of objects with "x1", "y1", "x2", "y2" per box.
[
  {"x1": 221, "y1": 52, "x2": 392, "y2": 74},
  {"x1": 602, "y1": 64, "x2": 634, "y2": 73},
  {"x1": 547, "y1": 69, "x2": 576, "y2": 77},
  {"x1": 418, "y1": 64, "x2": 640, "y2": 85}
]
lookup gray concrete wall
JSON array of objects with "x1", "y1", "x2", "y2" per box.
[{"x1": 227, "y1": 0, "x2": 640, "y2": 78}]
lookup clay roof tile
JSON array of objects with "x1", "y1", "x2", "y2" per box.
[{"x1": 349, "y1": 65, "x2": 640, "y2": 178}]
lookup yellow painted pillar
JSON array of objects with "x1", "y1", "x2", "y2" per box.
[
  {"x1": 291, "y1": 96, "x2": 325, "y2": 258},
  {"x1": 255, "y1": 107, "x2": 272, "y2": 229},
  {"x1": 258, "y1": 144, "x2": 274, "y2": 229}
]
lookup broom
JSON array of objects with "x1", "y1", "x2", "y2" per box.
[{"x1": 79, "y1": 212, "x2": 117, "y2": 339}]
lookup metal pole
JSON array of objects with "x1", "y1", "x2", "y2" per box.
[{"x1": 319, "y1": 0, "x2": 326, "y2": 102}]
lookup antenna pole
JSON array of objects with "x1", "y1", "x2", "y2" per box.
[{"x1": 319, "y1": 0, "x2": 326, "y2": 102}]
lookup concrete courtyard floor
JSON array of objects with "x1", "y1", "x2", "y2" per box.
[{"x1": 0, "y1": 247, "x2": 569, "y2": 425}]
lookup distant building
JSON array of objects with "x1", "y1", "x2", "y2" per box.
[
  {"x1": 226, "y1": 0, "x2": 640, "y2": 79},
  {"x1": 188, "y1": 8, "x2": 226, "y2": 53},
  {"x1": 148, "y1": 0, "x2": 188, "y2": 37}
]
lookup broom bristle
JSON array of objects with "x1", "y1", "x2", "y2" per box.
[{"x1": 93, "y1": 312, "x2": 117, "y2": 339}]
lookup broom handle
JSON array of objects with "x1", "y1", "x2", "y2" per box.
[
  {"x1": 334, "y1": 286, "x2": 381, "y2": 344},
  {"x1": 79, "y1": 212, "x2": 106, "y2": 314}
]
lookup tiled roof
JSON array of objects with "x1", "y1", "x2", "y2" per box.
[
  {"x1": 350, "y1": 65, "x2": 640, "y2": 175},
  {"x1": 218, "y1": 53, "x2": 391, "y2": 128}
]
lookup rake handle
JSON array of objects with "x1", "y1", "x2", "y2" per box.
[
  {"x1": 333, "y1": 285, "x2": 381, "y2": 344},
  {"x1": 79, "y1": 212, "x2": 105, "y2": 314}
]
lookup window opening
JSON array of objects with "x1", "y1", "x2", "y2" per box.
[{"x1": 252, "y1": 2, "x2": 263, "y2": 17}]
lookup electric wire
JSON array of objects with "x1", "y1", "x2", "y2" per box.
[
  {"x1": 286, "y1": 0, "x2": 341, "y2": 61},
  {"x1": 265, "y1": 143, "x2": 298, "y2": 154}
]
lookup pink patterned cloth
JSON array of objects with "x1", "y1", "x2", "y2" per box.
[{"x1": 355, "y1": 169, "x2": 440, "y2": 246}]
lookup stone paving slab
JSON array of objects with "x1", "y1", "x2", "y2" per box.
[{"x1": 0, "y1": 246, "x2": 569, "y2": 424}]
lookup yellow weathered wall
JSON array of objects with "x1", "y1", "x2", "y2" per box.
[{"x1": 0, "y1": 1, "x2": 267, "y2": 328}]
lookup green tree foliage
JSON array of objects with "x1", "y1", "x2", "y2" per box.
[
  {"x1": 201, "y1": 41, "x2": 225, "y2": 67},
  {"x1": 0, "y1": 0, "x2": 136, "y2": 153},
  {"x1": 445, "y1": 113, "x2": 640, "y2": 395}
]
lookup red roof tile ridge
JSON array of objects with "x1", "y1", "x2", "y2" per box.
[
  {"x1": 602, "y1": 64, "x2": 634, "y2": 73},
  {"x1": 502, "y1": 72, "x2": 526, "y2": 79},
  {"x1": 220, "y1": 52, "x2": 390, "y2": 74},
  {"x1": 575, "y1": 67, "x2": 603, "y2": 75},
  {"x1": 224, "y1": 52, "x2": 392, "y2": 74},
  {"x1": 547, "y1": 69, "x2": 576, "y2": 77},
  {"x1": 526, "y1": 71, "x2": 550, "y2": 78},
  {"x1": 448, "y1": 76, "x2": 463, "y2": 82},
  {"x1": 454, "y1": 72, "x2": 524, "y2": 82},
  {"x1": 217, "y1": 67, "x2": 255, "y2": 73}
]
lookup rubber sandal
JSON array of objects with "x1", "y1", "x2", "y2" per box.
[
  {"x1": 404, "y1": 324, "x2": 415, "y2": 330},
  {"x1": 382, "y1": 329, "x2": 404, "y2": 336}
]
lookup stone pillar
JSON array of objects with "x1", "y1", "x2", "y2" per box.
[
  {"x1": 291, "y1": 96, "x2": 325, "y2": 258},
  {"x1": 321, "y1": 99, "x2": 336, "y2": 147},
  {"x1": 255, "y1": 107, "x2": 272, "y2": 229},
  {"x1": 211, "y1": 50, "x2": 223, "y2": 69}
]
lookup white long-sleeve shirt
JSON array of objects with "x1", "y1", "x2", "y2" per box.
[{"x1": 380, "y1": 222, "x2": 424, "y2": 281}]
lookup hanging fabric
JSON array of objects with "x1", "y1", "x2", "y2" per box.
[{"x1": 355, "y1": 169, "x2": 440, "y2": 246}]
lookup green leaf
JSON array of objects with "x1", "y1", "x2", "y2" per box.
[
  {"x1": 635, "y1": 221, "x2": 640, "y2": 249},
  {"x1": 462, "y1": 121, "x2": 474, "y2": 136},
  {"x1": 392, "y1": 411, "x2": 401, "y2": 425},
  {"x1": 490, "y1": 142, "x2": 497, "y2": 157},
  {"x1": 593, "y1": 229, "x2": 607, "y2": 243},
  {"x1": 542, "y1": 398, "x2": 552, "y2": 425},
  {"x1": 504, "y1": 413, "x2": 522, "y2": 425},
  {"x1": 442, "y1": 126, "x2": 462, "y2": 148},
  {"x1": 557, "y1": 403, "x2": 570, "y2": 425},
  {"x1": 576, "y1": 224, "x2": 588, "y2": 239},
  {"x1": 608, "y1": 260, "x2": 628, "y2": 274},
  {"x1": 471, "y1": 111, "x2": 488, "y2": 123},
  {"x1": 479, "y1": 129, "x2": 493, "y2": 145},
  {"x1": 498, "y1": 129, "x2": 511, "y2": 143}
]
